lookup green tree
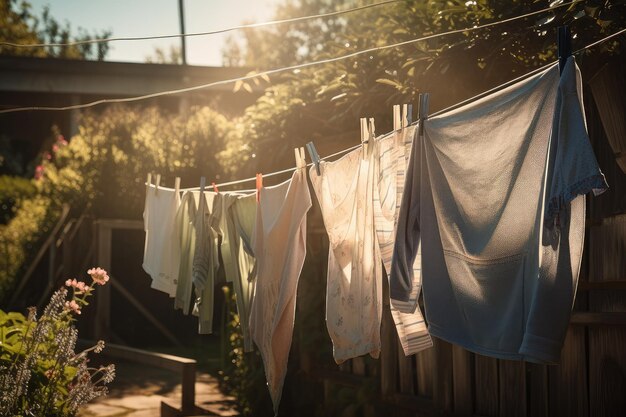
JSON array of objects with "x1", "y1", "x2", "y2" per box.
[
  {"x1": 222, "y1": 0, "x2": 625, "y2": 171},
  {"x1": 0, "y1": 0, "x2": 111, "y2": 60}
]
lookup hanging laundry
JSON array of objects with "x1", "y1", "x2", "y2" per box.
[
  {"x1": 142, "y1": 183, "x2": 181, "y2": 297},
  {"x1": 222, "y1": 192, "x2": 257, "y2": 352},
  {"x1": 373, "y1": 125, "x2": 432, "y2": 356},
  {"x1": 310, "y1": 146, "x2": 382, "y2": 364},
  {"x1": 192, "y1": 190, "x2": 220, "y2": 334},
  {"x1": 390, "y1": 57, "x2": 607, "y2": 363},
  {"x1": 173, "y1": 190, "x2": 199, "y2": 315},
  {"x1": 249, "y1": 152, "x2": 311, "y2": 415}
]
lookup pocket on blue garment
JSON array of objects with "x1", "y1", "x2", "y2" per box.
[{"x1": 443, "y1": 250, "x2": 526, "y2": 352}]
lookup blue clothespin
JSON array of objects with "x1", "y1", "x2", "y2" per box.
[
  {"x1": 418, "y1": 93, "x2": 429, "y2": 136},
  {"x1": 406, "y1": 103, "x2": 413, "y2": 126},
  {"x1": 557, "y1": 26, "x2": 571, "y2": 75},
  {"x1": 306, "y1": 141, "x2": 321, "y2": 175}
]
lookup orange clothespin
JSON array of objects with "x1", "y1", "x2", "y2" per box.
[
  {"x1": 212, "y1": 182, "x2": 219, "y2": 193},
  {"x1": 256, "y1": 173, "x2": 263, "y2": 203}
]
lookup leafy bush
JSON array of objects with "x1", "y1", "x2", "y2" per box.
[
  {"x1": 0, "y1": 195, "x2": 58, "y2": 302},
  {"x1": 0, "y1": 175, "x2": 36, "y2": 224},
  {"x1": 0, "y1": 267, "x2": 115, "y2": 417}
]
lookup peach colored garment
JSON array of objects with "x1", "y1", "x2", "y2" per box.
[{"x1": 249, "y1": 164, "x2": 311, "y2": 415}]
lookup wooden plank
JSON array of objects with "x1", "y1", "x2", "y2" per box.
[
  {"x1": 570, "y1": 312, "x2": 626, "y2": 325},
  {"x1": 587, "y1": 216, "x2": 626, "y2": 417},
  {"x1": 527, "y1": 363, "x2": 549, "y2": 417},
  {"x1": 548, "y1": 326, "x2": 588, "y2": 417},
  {"x1": 498, "y1": 359, "x2": 526, "y2": 417},
  {"x1": 95, "y1": 218, "x2": 143, "y2": 230},
  {"x1": 415, "y1": 346, "x2": 434, "y2": 398},
  {"x1": 432, "y1": 338, "x2": 453, "y2": 414},
  {"x1": 588, "y1": 326, "x2": 626, "y2": 417},
  {"x1": 381, "y1": 306, "x2": 398, "y2": 397},
  {"x1": 384, "y1": 393, "x2": 434, "y2": 416},
  {"x1": 397, "y1": 342, "x2": 415, "y2": 395},
  {"x1": 578, "y1": 280, "x2": 626, "y2": 291},
  {"x1": 474, "y1": 354, "x2": 498, "y2": 417},
  {"x1": 352, "y1": 357, "x2": 366, "y2": 376},
  {"x1": 452, "y1": 345, "x2": 472, "y2": 416}
]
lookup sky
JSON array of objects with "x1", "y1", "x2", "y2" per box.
[{"x1": 28, "y1": 0, "x2": 281, "y2": 66}]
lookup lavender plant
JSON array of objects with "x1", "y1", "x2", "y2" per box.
[{"x1": 0, "y1": 267, "x2": 115, "y2": 417}]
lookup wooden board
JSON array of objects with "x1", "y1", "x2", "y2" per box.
[
  {"x1": 432, "y1": 338, "x2": 453, "y2": 413},
  {"x1": 548, "y1": 326, "x2": 588, "y2": 417},
  {"x1": 527, "y1": 363, "x2": 548, "y2": 417},
  {"x1": 397, "y1": 343, "x2": 415, "y2": 395},
  {"x1": 474, "y1": 354, "x2": 498, "y2": 416},
  {"x1": 498, "y1": 360, "x2": 526, "y2": 417},
  {"x1": 415, "y1": 345, "x2": 434, "y2": 398},
  {"x1": 381, "y1": 306, "x2": 398, "y2": 397},
  {"x1": 452, "y1": 345, "x2": 472, "y2": 416}
]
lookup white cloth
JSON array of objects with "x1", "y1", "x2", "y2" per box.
[
  {"x1": 174, "y1": 190, "x2": 199, "y2": 315},
  {"x1": 390, "y1": 58, "x2": 607, "y2": 363},
  {"x1": 310, "y1": 147, "x2": 382, "y2": 364},
  {"x1": 192, "y1": 190, "x2": 219, "y2": 334},
  {"x1": 373, "y1": 126, "x2": 432, "y2": 356},
  {"x1": 249, "y1": 166, "x2": 311, "y2": 415},
  {"x1": 224, "y1": 192, "x2": 257, "y2": 352},
  {"x1": 142, "y1": 184, "x2": 180, "y2": 296}
]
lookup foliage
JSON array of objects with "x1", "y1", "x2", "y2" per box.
[
  {"x1": 0, "y1": 105, "x2": 246, "y2": 301},
  {"x1": 0, "y1": 195, "x2": 57, "y2": 302},
  {"x1": 0, "y1": 0, "x2": 111, "y2": 60},
  {"x1": 145, "y1": 45, "x2": 183, "y2": 64},
  {"x1": 223, "y1": 0, "x2": 626, "y2": 169},
  {"x1": 0, "y1": 175, "x2": 36, "y2": 224},
  {"x1": 34, "y1": 105, "x2": 244, "y2": 219},
  {"x1": 218, "y1": 286, "x2": 274, "y2": 416},
  {"x1": 0, "y1": 267, "x2": 115, "y2": 417}
]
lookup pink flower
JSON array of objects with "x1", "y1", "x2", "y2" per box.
[
  {"x1": 57, "y1": 135, "x2": 67, "y2": 145},
  {"x1": 88, "y1": 267, "x2": 109, "y2": 285},
  {"x1": 64, "y1": 300, "x2": 81, "y2": 315},
  {"x1": 65, "y1": 278, "x2": 90, "y2": 293},
  {"x1": 34, "y1": 165, "x2": 44, "y2": 180},
  {"x1": 44, "y1": 152, "x2": 51, "y2": 160},
  {"x1": 52, "y1": 144, "x2": 59, "y2": 153}
]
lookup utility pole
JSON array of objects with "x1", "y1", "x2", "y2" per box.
[{"x1": 178, "y1": 0, "x2": 187, "y2": 65}]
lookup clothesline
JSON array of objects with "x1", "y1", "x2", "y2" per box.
[
  {"x1": 0, "y1": 0, "x2": 402, "y2": 48},
  {"x1": 0, "y1": 1, "x2": 587, "y2": 115}
]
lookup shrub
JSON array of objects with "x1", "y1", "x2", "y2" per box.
[
  {"x1": 0, "y1": 175, "x2": 37, "y2": 224},
  {"x1": 0, "y1": 267, "x2": 115, "y2": 417}
]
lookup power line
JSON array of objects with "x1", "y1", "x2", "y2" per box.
[
  {"x1": 0, "y1": 1, "x2": 587, "y2": 115},
  {"x1": 0, "y1": 0, "x2": 402, "y2": 49}
]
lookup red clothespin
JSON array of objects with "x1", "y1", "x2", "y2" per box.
[
  {"x1": 212, "y1": 182, "x2": 219, "y2": 193},
  {"x1": 256, "y1": 173, "x2": 263, "y2": 203}
]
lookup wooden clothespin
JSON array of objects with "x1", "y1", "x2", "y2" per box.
[
  {"x1": 368, "y1": 118, "x2": 376, "y2": 142},
  {"x1": 212, "y1": 182, "x2": 219, "y2": 193},
  {"x1": 174, "y1": 177, "x2": 181, "y2": 195},
  {"x1": 418, "y1": 93, "x2": 430, "y2": 137},
  {"x1": 200, "y1": 176, "x2": 206, "y2": 193},
  {"x1": 403, "y1": 103, "x2": 413, "y2": 127},
  {"x1": 146, "y1": 173, "x2": 152, "y2": 187},
  {"x1": 557, "y1": 25, "x2": 571, "y2": 75},
  {"x1": 393, "y1": 105, "x2": 401, "y2": 131},
  {"x1": 155, "y1": 174, "x2": 161, "y2": 195},
  {"x1": 255, "y1": 173, "x2": 263, "y2": 203},
  {"x1": 294, "y1": 147, "x2": 306, "y2": 169},
  {"x1": 360, "y1": 117, "x2": 369, "y2": 159},
  {"x1": 306, "y1": 141, "x2": 321, "y2": 175}
]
